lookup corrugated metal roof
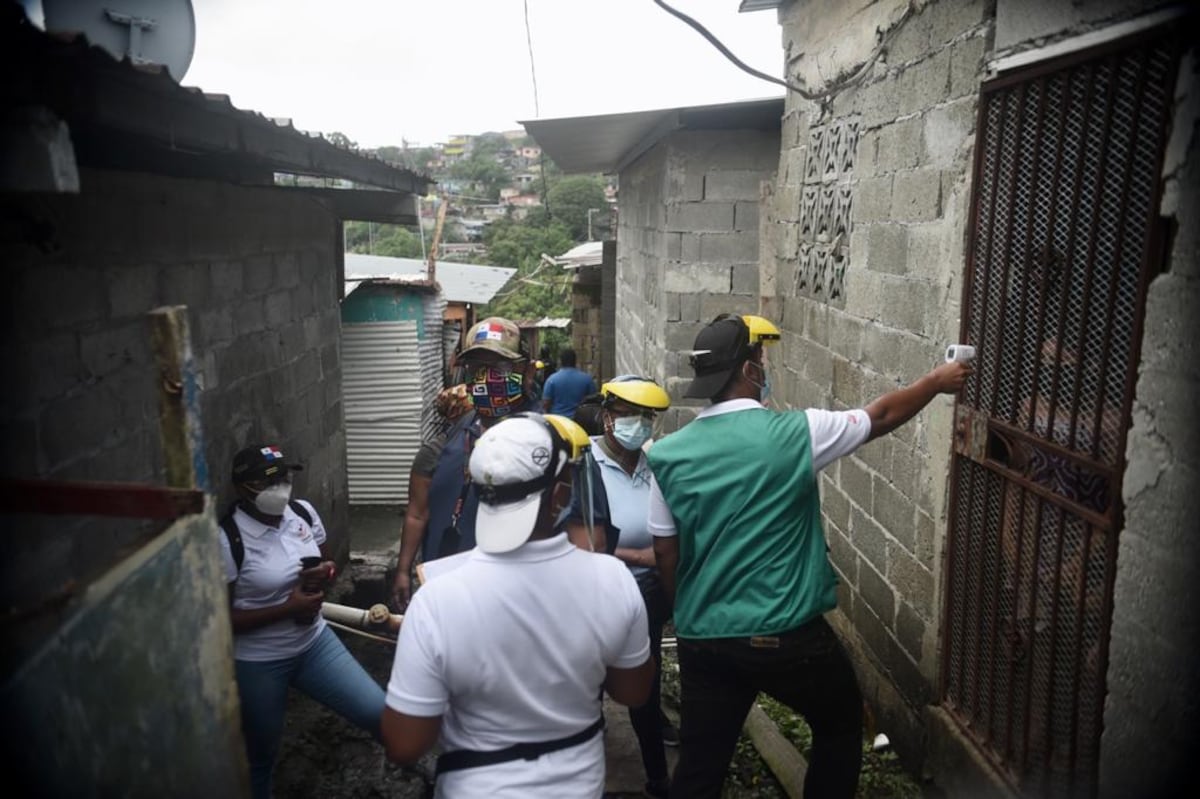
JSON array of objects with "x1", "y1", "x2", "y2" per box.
[
  {"x1": 520, "y1": 97, "x2": 784, "y2": 174},
  {"x1": 345, "y1": 253, "x2": 515, "y2": 305},
  {"x1": 551, "y1": 241, "x2": 605, "y2": 269},
  {"x1": 738, "y1": 0, "x2": 783, "y2": 11},
  {"x1": 3, "y1": 12, "x2": 431, "y2": 193}
]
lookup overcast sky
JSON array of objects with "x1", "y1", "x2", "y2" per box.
[{"x1": 184, "y1": 0, "x2": 785, "y2": 148}]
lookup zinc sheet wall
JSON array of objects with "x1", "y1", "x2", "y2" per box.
[
  {"x1": 419, "y1": 296, "x2": 447, "y2": 444},
  {"x1": 343, "y1": 321, "x2": 424, "y2": 504}
]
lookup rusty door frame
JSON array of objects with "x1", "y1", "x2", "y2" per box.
[{"x1": 938, "y1": 22, "x2": 1181, "y2": 794}]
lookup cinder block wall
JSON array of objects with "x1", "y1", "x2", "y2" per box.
[
  {"x1": 770, "y1": 0, "x2": 991, "y2": 764},
  {"x1": 2, "y1": 168, "x2": 350, "y2": 609},
  {"x1": 1100, "y1": 46, "x2": 1199, "y2": 799},
  {"x1": 616, "y1": 129, "x2": 779, "y2": 433}
]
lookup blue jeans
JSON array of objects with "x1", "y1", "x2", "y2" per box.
[{"x1": 235, "y1": 626, "x2": 385, "y2": 799}]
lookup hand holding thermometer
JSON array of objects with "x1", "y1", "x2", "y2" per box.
[{"x1": 945, "y1": 344, "x2": 977, "y2": 364}]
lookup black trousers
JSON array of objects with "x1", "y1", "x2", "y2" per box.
[
  {"x1": 670, "y1": 616, "x2": 863, "y2": 799},
  {"x1": 628, "y1": 574, "x2": 670, "y2": 783}
]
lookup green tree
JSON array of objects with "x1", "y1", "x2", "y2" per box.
[
  {"x1": 480, "y1": 218, "x2": 574, "y2": 321},
  {"x1": 546, "y1": 175, "x2": 609, "y2": 241},
  {"x1": 448, "y1": 154, "x2": 510, "y2": 201},
  {"x1": 325, "y1": 130, "x2": 357, "y2": 150},
  {"x1": 344, "y1": 222, "x2": 424, "y2": 258}
]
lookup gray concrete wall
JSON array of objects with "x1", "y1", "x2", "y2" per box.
[
  {"x1": 1, "y1": 504, "x2": 248, "y2": 797},
  {"x1": 615, "y1": 129, "x2": 779, "y2": 433},
  {"x1": 1100, "y1": 45, "x2": 1199, "y2": 799},
  {"x1": 770, "y1": 0, "x2": 991, "y2": 765},
  {"x1": 1, "y1": 168, "x2": 351, "y2": 613}
]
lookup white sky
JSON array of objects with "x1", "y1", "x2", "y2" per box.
[{"x1": 185, "y1": 0, "x2": 785, "y2": 148}]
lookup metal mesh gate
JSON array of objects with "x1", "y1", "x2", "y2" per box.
[{"x1": 942, "y1": 29, "x2": 1179, "y2": 797}]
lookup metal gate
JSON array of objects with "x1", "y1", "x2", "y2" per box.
[{"x1": 941, "y1": 28, "x2": 1180, "y2": 797}]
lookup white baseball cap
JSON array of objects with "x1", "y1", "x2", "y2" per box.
[{"x1": 469, "y1": 415, "x2": 564, "y2": 553}]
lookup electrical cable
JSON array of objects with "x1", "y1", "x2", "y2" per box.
[
  {"x1": 523, "y1": 0, "x2": 553, "y2": 216},
  {"x1": 650, "y1": 0, "x2": 915, "y2": 102}
]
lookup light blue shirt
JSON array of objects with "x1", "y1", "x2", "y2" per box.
[
  {"x1": 591, "y1": 440, "x2": 655, "y2": 577},
  {"x1": 542, "y1": 367, "x2": 597, "y2": 417}
]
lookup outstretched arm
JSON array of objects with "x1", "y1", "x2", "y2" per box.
[
  {"x1": 391, "y1": 472, "x2": 431, "y2": 611},
  {"x1": 865, "y1": 361, "x2": 972, "y2": 441}
]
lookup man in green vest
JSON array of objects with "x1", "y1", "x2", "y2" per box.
[{"x1": 647, "y1": 313, "x2": 971, "y2": 798}]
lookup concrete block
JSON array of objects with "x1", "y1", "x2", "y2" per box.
[
  {"x1": 106, "y1": 265, "x2": 160, "y2": 319},
  {"x1": 840, "y1": 454, "x2": 874, "y2": 509},
  {"x1": 680, "y1": 232, "x2": 702, "y2": 263},
  {"x1": 923, "y1": 98, "x2": 975, "y2": 169},
  {"x1": 79, "y1": 321, "x2": 149, "y2": 381},
  {"x1": 850, "y1": 591, "x2": 891, "y2": 662},
  {"x1": 665, "y1": 292, "x2": 681, "y2": 322},
  {"x1": 876, "y1": 117, "x2": 923, "y2": 172},
  {"x1": 664, "y1": 262, "x2": 730, "y2": 294},
  {"x1": 858, "y1": 559, "x2": 895, "y2": 625},
  {"x1": 734, "y1": 202, "x2": 760, "y2": 232},
  {"x1": 832, "y1": 355, "x2": 866, "y2": 406},
  {"x1": 234, "y1": 297, "x2": 267, "y2": 335},
  {"x1": 28, "y1": 265, "x2": 107, "y2": 333},
  {"x1": 700, "y1": 294, "x2": 757, "y2": 320},
  {"x1": 886, "y1": 1, "x2": 933, "y2": 66},
  {"x1": 706, "y1": 170, "x2": 768, "y2": 201},
  {"x1": 196, "y1": 306, "x2": 235, "y2": 348},
  {"x1": 784, "y1": 146, "x2": 807, "y2": 187},
  {"x1": 700, "y1": 231, "x2": 759, "y2": 263},
  {"x1": 855, "y1": 76, "x2": 902, "y2": 128},
  {"x1": 897, "y1": 49, "x2": 951, "y2": 117},
  {"x1": 855, "y1": 435, "x2": 892, "y2": 479},
  {"x1": 895, "y1": 600, "x2": 927, "y2": 663},
  {"x1": 828, "y1": 525, "x2": 857, "y2": 581},
  {"x1": 888, "y1": 545, "x2": 934, "y2": 619},
  {"x1": 666, "y1": 201, "x2": 736, "y2": 233},
  {"x1": 873, "y1": 475, "x2": 916, "y2": 552},
  {"x1": 877, "y1": 277, "x2": 933, "y2": 334},
  {"x1": 275, "y1": 252, "x2": 301, "y2": 289},
  {"x1": 665, "y1": 321, "x2": 706, "y2": 352},
  {"x1": 914, "y1": 509, "x2": 936, "y2": 570},
  {"x1": 930, "y1": 0, "x2": 989, "y2": 45},
  {"x1": 822, "y1": 478, "x2": 852, "y2": 533},
  {"x1": 851, "y1": 503, "x2": 888, "y2": 576},
  {"x1": 827, "y1": 310, "x2": 865, "y2": 361},
  {"x1": 731, "y1": 264, "x2": 759, "y2": 295},
  {"x1": 684, "y1": 171, "x2": 706, "y2": 202},
  {"x1": 854, "y1": 175, "x2": 894, "y2": 224},
  {"x1": 892, "y1": 169, "x2": 942, "y2": 222},
  {"x1": 39, "y1": 386, "x2": 121, "y2": 469},
  {"x1": 949, "y1": 34, "x2": 987, "y2": 99},
  {"x1": 210, "y1": 260, "x2": 244, "y2": 302},
  {"x1": 804, "y1": 300, "x2": 830, "y2": 347},
  {"x1": 244, "y1": 254, "x2": 274, "y2": 296},
  {"x1": 667, "y1": 233, "x2": 683, "y2": 260},
  {"x1": 885, "y1": 634, "x2": 932, "y2": 707},
  {"x1": 264, "y1": 291, "x2": 292, "y2": 329}
]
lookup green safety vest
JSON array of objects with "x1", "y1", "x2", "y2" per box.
[{"x1": 647, "y1": 407, "x2": 838, "y2": 638}]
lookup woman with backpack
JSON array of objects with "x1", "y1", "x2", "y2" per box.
[{"x1": 220, "y1": 443, "x2": 385, "y2": 799}]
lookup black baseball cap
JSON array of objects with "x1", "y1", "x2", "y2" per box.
[
  {"x1": 684, "y1": 315, "x2": 754, "y2": 399},
  {"x1": 231, "y1": 443, "x2": 303, "y2": 484}
]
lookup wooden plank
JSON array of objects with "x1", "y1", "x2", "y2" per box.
[
  {"x1": 0, "y1": 478, "x2": 204, "y2": 518},
  {"x1": 744, "y1": 703, "x2": 807, "y2": 798},
  {"x1": 147, "y1": 306, "x2": 210, "y2": 491}
]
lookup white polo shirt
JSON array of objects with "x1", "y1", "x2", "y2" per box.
[
  {"x1": 219, "y1": 499, "x2": 327, "y2": 661},
  {"x1": 386, "y1": 534, "x2": 649, "y2": 798}
]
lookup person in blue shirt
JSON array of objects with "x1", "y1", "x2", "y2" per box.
[{"x1": 541, "y1": 348, "x2": 597, "y2": 418}]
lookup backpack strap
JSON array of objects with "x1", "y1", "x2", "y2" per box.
[
  {"x1": 220, "y1": 507, "x2": 245, "y2": 574},
  {"x1": 221, "y1": 500, "x2": 314, "y2": 576},
  {"x1": 288, "y1": 499, "x2": 313, "y2": 526}
]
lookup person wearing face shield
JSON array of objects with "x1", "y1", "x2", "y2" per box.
[
  {"x1": 563, "y1": 376, "x2": 676, "y2": 799},
  {"x1": 646, "y1": 314, "x2": 972, "y2": 799},
  {"x1": 390, "y1": 317, "x2": 540, "y2": 611},
  {"x1": 220, "y1": 444, "x2": 385, "y2": 799}
]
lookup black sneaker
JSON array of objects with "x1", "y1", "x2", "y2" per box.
[
  {"x1": 661, "y1": 722, "x2": 680, "y2": 747},
  {"x1": 644, "y1": 777, "x2": 670, "y2": 798}
]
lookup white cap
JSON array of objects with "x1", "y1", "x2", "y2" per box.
[{"x1": 469, "y1": 415, "x2": 560, "y2": 553}]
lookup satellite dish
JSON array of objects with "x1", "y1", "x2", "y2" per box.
[{"x1": 39, "y1": 0, "x2": 196, "y2": 82}]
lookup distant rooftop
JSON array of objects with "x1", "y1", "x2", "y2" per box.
[{"x1": 344, "y1": 253, "x2": 515, "y2": 305}]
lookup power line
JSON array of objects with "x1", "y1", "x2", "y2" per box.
[
  {"x1": 523, "y1": 0, "x2": 540, "y2": 117},
  {"x1": 650, "y1": 0, "x2": 915, "y2": 102}
]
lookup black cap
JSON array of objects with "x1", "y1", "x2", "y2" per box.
[
  {"x1": 231, "y1": 443, "x2": 303, "y2": 484},
  {"x1": 684, "y1": 315, "x2": 753, "y2": 399}
]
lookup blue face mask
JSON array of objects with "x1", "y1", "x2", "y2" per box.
[
  {"x1": 747, "y1": 361, "x2": 771, "y2": 404},
  {"x1": 612, "y1": 416, "x2": 653, "y2": 451}
]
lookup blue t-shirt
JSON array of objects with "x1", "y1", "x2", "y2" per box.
[{"x1": 542, "y1": 367, "x2": 597, "y2": 417}]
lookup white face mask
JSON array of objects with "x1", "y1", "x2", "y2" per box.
[
  {"x1": 612, "y1": 415, "x2": 653, "y2": 451},
  {"x1": 253, "y1": 483, "x2": 293, "y2": 516},
  {"x1": 746, "y1": 361, "x2": 771, "y2": 404}
]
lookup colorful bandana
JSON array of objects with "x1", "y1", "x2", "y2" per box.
[{"x1": 468, "y1": 367, "x2": 524, "y2": 418}]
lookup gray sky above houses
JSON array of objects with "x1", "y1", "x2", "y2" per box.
[{"x1": 185, "y1": 0, "x2": 782, "y2": 148}]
